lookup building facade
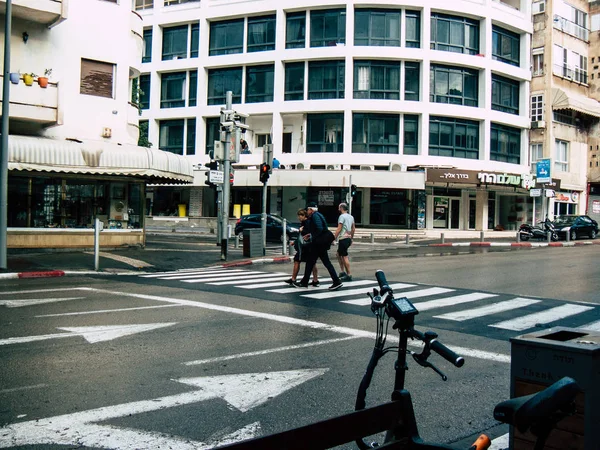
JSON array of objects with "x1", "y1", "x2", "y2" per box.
[
  {"x1": 1, "y1": 0, "x2": 193, "y2": 248},
  {"x1": 139, "y1": 0, "x2": 538, "y2": 230}
]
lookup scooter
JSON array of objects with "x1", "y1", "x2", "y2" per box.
[{"x1": 519, "y1": 219, "x2": 558, "y2": 241}]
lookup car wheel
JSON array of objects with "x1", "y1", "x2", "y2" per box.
[
  {"x1": 570, "y1": 230, "x2": 577, "y2": 241},
  {"x1": 591, "y1": 229, "x2": 597, "y2": 239}
]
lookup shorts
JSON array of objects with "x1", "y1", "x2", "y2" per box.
[
  {"x1": 337, "y1": 238, "x2": 352, "y2": 257},
  {"x1": 294, "y1": 241, "x2": 311, "y2": 262}
]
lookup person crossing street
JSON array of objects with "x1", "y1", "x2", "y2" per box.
[{"x1": 333, "y1": 203, "x2": 355, "y2": 282}]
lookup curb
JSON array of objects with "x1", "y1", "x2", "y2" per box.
[
  {"x1": 0, "y1": 270, "x2": 66, "y2": 280},
  {"x1": 428, "y1": 241, "x2": 600, "y2": 248}
]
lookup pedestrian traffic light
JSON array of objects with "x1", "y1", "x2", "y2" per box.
[
  {"x1": 205, "y1": 161, "x2": 219, "y2": 187},
  {"x1": 259, "y1": 163, "x2": 271, "y2": 183},
  {"x1": 351, "y1": 184, "x2": 358, "y2": 197}
]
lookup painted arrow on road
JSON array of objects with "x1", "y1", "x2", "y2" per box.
[
  {"x1": 0, "y1": 368, "x2": 328, "y2": 449},
  {"x1": 0, "y1": 323, "x2": 176, "y2": 346}
]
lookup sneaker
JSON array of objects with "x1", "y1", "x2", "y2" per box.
[
  {"x1": 311, "y1": 280, "x2": 320, "y2": 287},
  {"x1": 340, "y1": 275, "x2": 353, "y2": 282},
  {"x1": 284, "y1": 278, "x2": 295, "y2": 285},
  {"x1": 293, "y1": 281, "x2": 309, "y2": 288},
  {"x1": 338, "y1": 272, "x2": 347, "y2": 278},
  {"x1": 328, "y1": 281, "x2": 343, "y2": 291}
]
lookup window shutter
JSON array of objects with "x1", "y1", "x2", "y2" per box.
[{"x1": 81, "y1": 59, "x2": 115, "y2": 98}]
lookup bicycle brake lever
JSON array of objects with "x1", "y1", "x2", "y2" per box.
[{"x1": 411, "y1": 353, "x2": 448, "y2": 381}]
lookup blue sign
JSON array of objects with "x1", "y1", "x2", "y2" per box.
[{"x1": 536, "y1": 158, "x2": 551, "y2": 183}]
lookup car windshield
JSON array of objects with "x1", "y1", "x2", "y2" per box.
[{"x1": 554, "y1": 216, "x2": 576, "y2": 225}]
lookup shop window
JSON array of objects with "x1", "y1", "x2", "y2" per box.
[{"x1": 80, "y1": 58, "x2": 115, "y2": 98}]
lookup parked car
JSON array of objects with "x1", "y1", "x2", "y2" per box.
[
  {"x1": 234, "y1": 214, "x2": 300, "y2": 243},
  {"x1": 553, "y1": 215, "x2": 598, "y2": 240}
]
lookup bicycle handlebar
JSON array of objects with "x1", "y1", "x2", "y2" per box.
[
  {"x1": 375, "y1": 270, "x2": 393, "y2": 297},
  {"x1": 411, "y1": 329, "x2": 465, "y2": 368}
]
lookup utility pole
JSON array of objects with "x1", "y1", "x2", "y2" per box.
[{"x1": 0, "y1": 0, "x2": 12, "y2": 270}]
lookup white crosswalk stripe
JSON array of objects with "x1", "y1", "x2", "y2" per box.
[
  {"x1": 140, "y1": 267, "x2": 225, "y2": 278},
  {"x1": 268, "y1": 279, "x2": 370, "y2": 294},
  {"x1": 342, "y1": 286, "x2": 453, "y2": 306},
  {"x1": 208, "y1": 274, "x2": 290, "y2": 285},
  {"x1": 413, "y1": 292, "x2": 497, "y2": 312},
  {"x1": 434, "y1": 298, "x2": 541, "y2": 322},
  {"x1": 310, "y1": 283, "x2": 417, "y2": 301},
  {"x1": 578, "y1": 320, "x2": 600, "y2": 331},
  {"x1": 159, "y1": 270, "x2": 261, "y2": 281},
  {"x1": 490, "y1": 304, "x2": 594, "y2": 331}
]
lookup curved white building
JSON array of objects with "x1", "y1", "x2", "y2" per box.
[{"x1": 138, "y1": 0, "x2": 532, "y2": 230}]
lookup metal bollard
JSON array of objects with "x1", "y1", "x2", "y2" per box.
[
  {"x1": 547, "y1": 231, "x2": 551, "y2": 243},
  {"x1": 441, "y1": 233, "x2": 445, "y2": 244},
  {"x1": 370, "y1": 233, "x2": 375, "y2": 244},
  {"x1": 282, "y1": 219, "x2": 287, "y2": 255},
  {"x1": 235, "y1": 234, "x2": 240, "y2": 249},
  {"x1": 480, "y1": 231, "x2": 484, "y2": 243},
  {"x1": 516, "y1": 231, "x2": 520, "y2": 243},
  {"x1": 405, "y1": 234, "x2": 409, "y2": 244},
  {"x1": 566, "y1": 231, "x2": 570, "y2": 242}
]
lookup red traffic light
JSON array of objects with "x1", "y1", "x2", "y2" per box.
[{"x1": 259, "y1": 163, "x2": 271, "y2": 183}]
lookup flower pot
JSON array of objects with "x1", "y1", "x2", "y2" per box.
[
  {"x1": 23, "y1": 74, "x2": 34, "y2": 86},
  {"x1": 9, "y1": 73, "x2": 20, "y2": 84},
  {"x1": 38, "y1": 77, "x2": 48, "y2": 88}
]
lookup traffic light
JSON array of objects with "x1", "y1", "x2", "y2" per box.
[
  {"x1": 350, "y1": 184, "x2": 358, "y2": 197},
  {"x1": 205, "y1": 161, "x2": 219, "y2": 187},
  {"x1": 259, "y1": 163, "x2": 271, "y2": 183}
]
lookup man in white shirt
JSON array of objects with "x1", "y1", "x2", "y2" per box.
[{"x1": 333, "y1": 203, "x2": 355, "y2": 281}]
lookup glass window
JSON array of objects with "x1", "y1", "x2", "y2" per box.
[
  {"x1": 403, "y1": 114, "x2": 419, "y2": 155},
  {"x1": 491, "y1": 74, "x2": 519, "y2": 115},
  {"x1": 160, "y1": 72, "x2": 186, "y2": 108},
  {"x1": 310, "y1": 9, "x2": 346, "y2": 47},
  {"x1": 207, "y1": 67, "x2": 243, "y2": 105},
  {"x1": 135, "y1": 0, "x2": 153, "y2": 11},
  {"x1": 191, "y1": 23, "x2": 199, "y2": 58},
  {"x1": 429, "y1": 116, "x2": 479, "y2": 159},
  {"x1": 246, "y1": 64, "x2": 275, "y2": 103},
  {"x1": 205, "y1": 117, "x2": 220, "y2": 156},
  {"x1": 532, "y1": 51, "x2": 544, "y2": 76},
  {"x1": 247, "y1": 15, "x2": 276, "y2": 52},
  {"x1": 492, "y1": 26, "x2": 520, "y2": 67},
  {"x1": 555, "y1": 139, "x2": 569, "y2": 172},
  {"x1": 189, "y1": 70, "x2": 197, "y2": 107},
  {"x1": 209, "y1": 19, "x2": 244, "y2": 56},
  {"x1": 531, "y1": 94, "x2": 544, "y2": 121},
  {"x1": 352, "y1": 113, "x2": 399, "y2": 154},
  {"x1": 162, "y1": 25, "x2": 188, "y2": 60},
  {"x1": 143, "y1": 28, "x2": 152, "y2": 63},
  {"x1": 139, "y1": 74, "x2": 150, "y2": 109},
  {"x1": 430, "y1": 64, "x2": 478, "y2": 107},
  {"x1": 490, "y1": 123, "x2": 521, "y2": 164},
  {"x1": 306, "y1": 113, "x2": 344, "y2": 153},
  {"x1": 308, "y1": 60, "x2": 345, "y2": 99},
  {"x1": 404, "y1": 62, "x2": 420, "y2": 101},
  {"x1": 354, "y1": 9, "x2": 400, "y2": 47},
  {"x1": 186, "y1": 118, "x2": 196, "y2": 155},
  {"x1": 285, "y1": 62, "x2": 305, "y2": 101},
  {"x1": 159, "y1": 119, "x2": 185, "y2": 154},
  {"x1": 405, "y1": 10, "x2": 421, "y2": 48},
  {"x1": 353, "y1": 60, "x2": 400, "y2": 100},
  {"x1": 430, "y1": 13, "x2": 479, "y2": 55},
  {"x1": 286, "y1": 11, "x2": 306, "y2": 48},
  {"x1": 164, "y1": 0, "x2": 199, "y2": 5}
]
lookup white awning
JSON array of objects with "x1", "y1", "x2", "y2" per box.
[
  {"x1": 552, "y1": 88, "x2": 600, "y2": 119},
  {"x1": 8, "y1": 135, "x2": 193, "y2": 183}
]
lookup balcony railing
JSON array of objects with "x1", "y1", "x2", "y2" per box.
[
  {"x1": 553, "y1": 64, "x2": 588, "y2": 84},
  {"x1": 553, "y1": 15, "x2": 589, "y2": 41},
  {"x1": 0, "y1": 75, "x2": 59, "y2": 126}
]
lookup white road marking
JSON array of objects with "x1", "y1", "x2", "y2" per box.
[
  {"x1": 0, "y1": 287, "x2": 90, "y2": 295},
  {"x1": 139, "y1": 267, "x2": 224, "y2": 278},
  {"x1": 340, "y1": 286, "x2": 448, "y2": 305},
  {"x1": 36, "y1": 304, "x2": 177, "y2": 318},
  {"x1": 207, "y1": 274, "x2": 289, "y2": 285},
  {"x1": 435, "y1": 298, "x2": 541, "y2": 322},
  {"x1": 306, "y1": 283, "x2": 416, "y2": 300},
  {"x1": 185, "y1": 336, "x2": 359, "y2": 366},
  {"x1": 491, "y1": 304, "x2": 594, "y2": 331},
  {"x1": 578, "y1": 320, "x2": 600, "y2": 332},
  {"x1": 0, "y1": 323, "x2": 176, "y2": 346},
  {"x1": 238, "y1": 280, "x2": 293, "y2": 289},
  {"x1": 0, "y1": 369, "x2": 326, "y2": 449},
  {"x1": 181, "y1": 273, "x2": 270, "y2": 283},
  {"x1": 0, "y1": 297, "x2": 85, "y2": 308},
  {"x1": 413, "y1": 292, "x2": 497, "y2": 311},
  {"x1": 84, "y1": 251, "x2": 153, "y2": 268},
  {"x1": 490, "y1": 433, "x2": 509, "y2": 450},
  {"x1": 156, "y1": 270, "x2": 257, "y2": 280},
  {"x1": 0, "y1": 384, "x2": 47, "y2": 394}
]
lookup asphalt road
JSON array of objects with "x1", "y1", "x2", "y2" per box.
[{"x1": 0, "y1": 244, "x2": 598, "y2": 449}]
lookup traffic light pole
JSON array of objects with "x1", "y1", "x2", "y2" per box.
[
  {"x1": 220, "y1": 92, "x2": 233, "y2": 261},
  {"x1": 348, "y1": 175, "x2": 352, "y2": 216}
]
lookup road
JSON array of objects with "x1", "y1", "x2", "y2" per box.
[{"x1": 0, "y1": 245, "x2": 598, "y2": 449}]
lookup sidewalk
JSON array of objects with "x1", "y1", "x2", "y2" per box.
[{"x1": 1, "y1": 229, "x2": 597, "y2": 280}]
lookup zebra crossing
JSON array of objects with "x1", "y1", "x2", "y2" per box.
[{"x1": 139, "y1": 267, "x2": 600, "y2": 334}]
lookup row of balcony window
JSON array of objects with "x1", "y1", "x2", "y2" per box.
[
  {"x1": 144, "y1": 114, "x2": 521, "y2": 166},
  {"x1": 141, "y1": 10, "x2": 521, "y2": 68}
]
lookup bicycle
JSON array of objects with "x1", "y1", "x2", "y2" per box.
[{"x1": 218, "y1": 270, "x2": 581, "y2": 450}]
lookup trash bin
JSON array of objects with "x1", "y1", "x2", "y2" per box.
[
  {"x1": 178, "y1": 204, "x2": 186, "y2": 217},
  {"x1": 243, "y1": 229, "x2": 263, "y2": 257},
  {"x1": 509, "y1": 327, "x2": 599, "y2": 450}
]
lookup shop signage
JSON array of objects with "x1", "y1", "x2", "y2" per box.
[
  {"x1": 593, "y1": 200, "x2": 600, "y2": 214},
  {"x1": 554, "y1": 192, "x2": 579, "y2": 203},
  {"x1": 427, "y1": 168, "x2": 535, "y2": 189},
  {"x1": 536, "y1": 158, "x2": 551, "y2": 183},
  {"x1": 318, "y1": 190, "x2": 335, "y2": 206},
  {"x1": 530, "y1": 189, "x2": 541, "y2": 197},
  {"x1": 534, "y1": 178, "x2": 561, "y2": 190}
]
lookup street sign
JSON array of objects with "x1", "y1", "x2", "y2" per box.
[
  {"x1": 536, "y1": 159, "x2": 551, "y2": 183},
  {"x1": 209, "y1": 170, "x2": 224, "y2": 184},
  {"x1": 529, "y1": 189, "x2": 541, "y2": 197}
]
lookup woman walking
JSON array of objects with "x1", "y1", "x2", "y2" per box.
[{"x1": 285, "y1": 209, "x2": 319, "y2": 286}]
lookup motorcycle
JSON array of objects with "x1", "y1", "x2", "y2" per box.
[{"x1": 519, "y1": 219, "x2": 558, "y2": 241}]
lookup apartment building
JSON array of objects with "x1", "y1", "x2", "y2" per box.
[
  {"x1": 1, "y1": 0, "x2": 193, "y2": 248},
  {"x1": 529, "y1": 0, "x2": 600, "y2": 225},
  {"x1": 138, "y1": 0, "x2": 537, "y2": 231},
  {"x1": 587, "y1": 0, "x2": 600, "y2": 223}
]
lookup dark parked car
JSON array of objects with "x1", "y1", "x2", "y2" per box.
[
  {"x1": 234, "y1": 214, "x2": 300, "y2": 243},
  {"x1": 553, "y1": 215, "x2": 598, "y2": 240}
]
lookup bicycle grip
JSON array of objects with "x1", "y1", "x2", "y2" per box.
[
  {"x1": 375, "y1": 270, "x2": 392, "y2": 296},
  {"x1": 468, "y1": 434, "x2": 491, "y2": 450},
  {"x1": 430, "y1": 339, "x2": 465, "y2": 368}
]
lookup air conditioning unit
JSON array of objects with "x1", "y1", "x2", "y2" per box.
[
  {"x1": 360, "y1": 165, "x2": 374, "y2": 170},
  {"x1": 296, "y1": 163, "x2": 308, "y2": 170},
  {"x1": 342, "y1": 164, "x2": 351, "y2": 170},
  {"x1": 532, "y1": 1, "x2": 545, "y2": 14},
  {"x1": 326, "y1": 164, "x2": 341, "y2": 170},
  {"x1": 531, "y1": 120, "x2": 546, "y2": 129},
  {"x1": 389, "y1": 163, "x2": 402, "y2": 171}
]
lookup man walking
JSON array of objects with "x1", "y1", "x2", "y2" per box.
[
  {"x1": 334, "y1": 203, "x2": 355, "y2": 281},
  {"x1": 294, "y1": 202, "x2": 343, "y2": 291}
]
